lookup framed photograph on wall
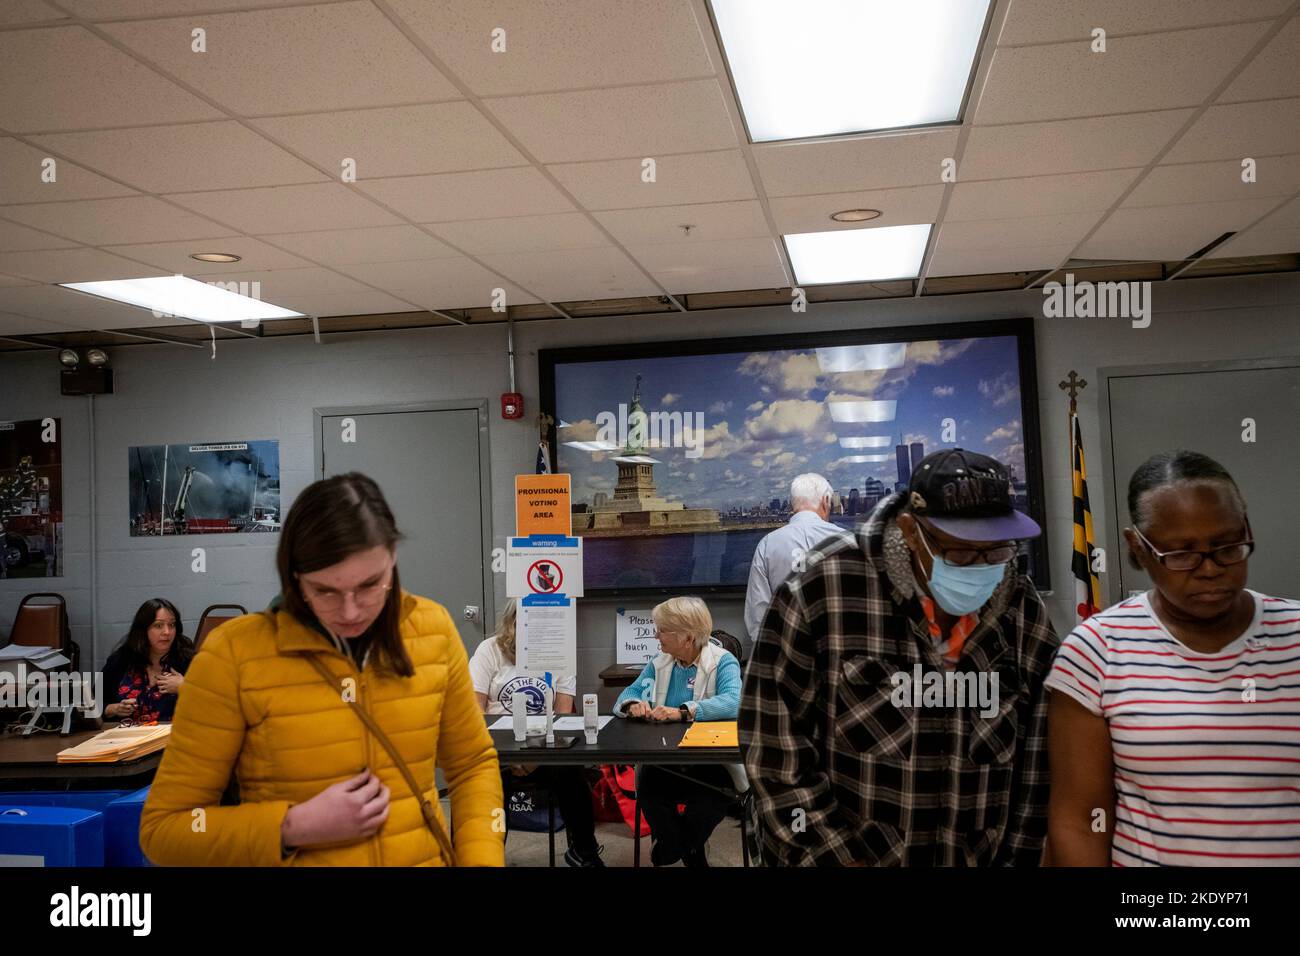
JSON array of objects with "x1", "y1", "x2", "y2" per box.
[
  {"x1": 540, "y1": 317, "x2": 1047, "y2": 596},
  {"x1": 128, "y1": 439, "x2": 280, "y2": 536},
  {"x1": 0, "y1": 417, "x2": 63, "y2": 578}
]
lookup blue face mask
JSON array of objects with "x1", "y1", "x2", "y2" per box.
[{"x1": 917, "y1": 531, "x2": 1009, "y2": 616}]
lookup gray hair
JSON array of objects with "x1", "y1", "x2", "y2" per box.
[
  {"x1": 652, "y1": 596, "x2": 713, "y2": 650},
  {"x1": 790, "y1": 473, "x2": 832, "y2": 511}
]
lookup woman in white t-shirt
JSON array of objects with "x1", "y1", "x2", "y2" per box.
[
  {"x1": 470, "y1": 600, "x2": 603, "y2": 866},
  {"x1": 1047, "y1": 450, "x2": 1300, "y2": 866}
]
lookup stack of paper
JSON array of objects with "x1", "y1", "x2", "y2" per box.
[
  {"x1": 56, "y1": 724, "x2": 172, "y2": 763},
  {"x1": 679, "y1": 721, "x2": 739, "y2": 748}
]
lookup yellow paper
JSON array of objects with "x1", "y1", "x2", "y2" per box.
[{"x1": 678, "y1": 721, "x2": 738, "y2": 748}]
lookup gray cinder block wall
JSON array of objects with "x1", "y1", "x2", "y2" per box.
[{"x1": 2, "y1": 271, "x2": 1298, "y2": 703}]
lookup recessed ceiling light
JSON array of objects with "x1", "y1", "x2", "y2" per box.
[
  {"x1": 710, "y1": 0, "x2": 991, "y2": 142},
  {"x1": 785, "y1": 224, "x2": 931, "y2": 285},
  {"x1": 830, "y1": 209, "x2": 882, "y2": 223},
  {"x1": 60, "y1": 275, "x2": 304, "y2": 323},
  {"x1": 190, "y1": 252, "x2": 242, "y2": 263}
]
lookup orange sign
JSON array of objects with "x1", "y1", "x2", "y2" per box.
[{"x1": 515, "y1": 474, "x2": 572, "y2": 536}]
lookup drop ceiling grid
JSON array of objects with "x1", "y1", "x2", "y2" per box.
[{"x1": 0, "y1": 0, "x2": 1294, "y2": 332}]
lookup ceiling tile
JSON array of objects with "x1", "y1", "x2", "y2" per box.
[
  {"x1": 937, "y1": 212, "x2": 1102, "y2": 251},
  {"x1": 104, "y1": 236, "x2": 316, "y2": 275},
  {"x1": 335, "y1": 257, "x2": 538, "y2": 311},
  {"x1": 997, "y1": 0, "x2": 1290, "y2": 45},
  {"x1": 1163, "y1": 98, "x2": 1300, "y2": 163},
  {"x1": 1125, "y1": 154, "x2": 1300, "y2": 206},
  {"x1": 754, "y1": 129, "x2": 961, "y2": 197},
  {"x1": 550, "y1": 151, "x2": 754, "y2": 210},
  {"x1": 263, "y1": 225, "x2": 459, "y2": 267},
  {"x1": 0, "y1": 273, "x2": 41, "y2": 286},
  {"x1": 0, "y1": 138, "x2": 140, "y2": 204},
  {"x1": 594, "y1": 200, "x2": 769, "y2": 245},
  {"x1": 1076, "y1": 196, "x2": 1283, "y2": 260},
  {"x1": 61, "y1": 0, "x2": 320, "y2": 14},
  {"x1": 167, "y1": 183, "x2": 401, "y2": 234},
  {"x1": 0, "y1": 311, "x2": 77, "y2": 335},
  {"x1": 1257, "y1": 195, "x2": 1300, "y2": 229},
  {"x1": 0, "y1": 247, "x2": 167, "y2": 283},
  {"x1": 433, "y1": 213, "x2": 609, "y2": 255},
  {"x1": 1215, "y1": 223, "x2": 1300, "y2": 257},
  {"x1": 1, "y1": 196, "x2": 235, "y2": 245},
  {"x1": 101, "y1": 1, "x2": 460, "y2": 116},
  {"x1": 358, "y1": 167, "x2": 575, "y2": 221},
  {"x1": 250, "y1": 103, "x2": 528, "y2": 179},
  {"x1": 0, "y1": 26, "x2": 222, "y2": 132},
  {"x1": 196, "y1": 266, "x2": 371, "y2": 301},
  {"x1": 1219, "y1": 16, "x2": 1300, "y2": 102},
  {"x1": 961, "y1": 109, "x2": 1194, "y2": 179},
  {"x1": 0, "y1": 218, "x2": 80, "y2": 253},
  {"x1": 769, "y1": 186, "x2": 943, "y2": 235},
  {"x1": 0, "y1": 1, "x2": 69, "y2": 26},
  {"x1": 388, "y1": 0, "x2": 716, "y2": 96},
  {"x1": 928, "y1": 242, "x2": 1077, "y2": 277},
  {"x1": 948, "y1": 169, "x2": 1141, "y2": 219},
  {"x1": 264, "y1": 290, "x2": 424, "y2": 317},
  {"x1": 483, "y1": 79, "x2": 736, "y2": 164},
  {"x1": 0, "y1": 284, "x2": 172, "y2": 326},
  {"x1": 976, "y1": 23, "x2": 1269, "y2": 126},
  {"x1": 31, "y1": 121, "x2": 327, "y2": 193},
  {"x1": 479, "y1": 246, "x2": 660, "y2": 301},
  {"x1": 628, "y1": 237, "x2": 788, "y2": 294}
]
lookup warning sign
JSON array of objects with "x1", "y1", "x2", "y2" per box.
[
  {"x1": 515, "y1": 474, "x2": 571, "y2": 537},
  {"x1": 506, "y1": 536, "x2": 583, "y2": 598},
  {"x1": 527, "y1": 559, "x2": 563, "y2": 594}
]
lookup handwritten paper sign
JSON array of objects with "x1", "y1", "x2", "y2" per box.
[{"x1": 616, "y1": 607, "x2": 657, "y2": 665}]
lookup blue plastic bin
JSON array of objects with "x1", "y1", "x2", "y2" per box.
[
  {"x1": 0, "y1": 805, "x2": 105, "y2": 866},
  {"x1": 0, "y1": 790, "x2": 127, "y2": 812},
  {"x1": 105, "y1": 787, "x2": 152, "y2": 867}
]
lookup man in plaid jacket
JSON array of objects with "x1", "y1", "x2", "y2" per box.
[{"x1": 740, "y1": 449, "x2": 1059, "y2": 866}]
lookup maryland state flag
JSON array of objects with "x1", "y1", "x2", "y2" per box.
[{"x1": 1071, "y1": 413, "x2": 1102, "y2": 621}]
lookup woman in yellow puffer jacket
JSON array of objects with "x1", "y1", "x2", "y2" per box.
[{"x1": 140, "y1": 473, "x2": 504, "y2": 866}]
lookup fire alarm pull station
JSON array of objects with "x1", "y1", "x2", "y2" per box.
[{"x1": 501, "y1": 392, "x2": 524, "y2": 419}]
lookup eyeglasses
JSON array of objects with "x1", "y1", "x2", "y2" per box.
[
  {"x1": 1131, "y1": 526, "x2": 1254, "y2": 572},
  {"x1": 917, "y1": 523, "x2": 1017, "y2": 567},
  {"x1": 298, "y1": 567, "x2": 393, "y2": 612}
]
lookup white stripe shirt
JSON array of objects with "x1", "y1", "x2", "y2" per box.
[{"x1": 1046, "y1": 590, "x2": 1300, "y2": 866}]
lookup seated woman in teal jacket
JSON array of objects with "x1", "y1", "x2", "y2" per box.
[{"x1": 613, "y1": 596, "x2": 742, "y2": 867}]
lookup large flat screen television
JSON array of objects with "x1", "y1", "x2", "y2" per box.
[{"x1": 539, "y1": 317, "x2": 1048, "y2": 596}]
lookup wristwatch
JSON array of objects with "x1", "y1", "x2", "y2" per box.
[{"x1": 679, "y1": 703, "x2": 692, "y2": 721}]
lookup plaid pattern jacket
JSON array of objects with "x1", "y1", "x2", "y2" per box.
[{"x1": 739, "y1": 494, "x2": 1059, "y2": 866}]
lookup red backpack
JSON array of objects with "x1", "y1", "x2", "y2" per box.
[{"x1": 591, "y1": 764, "x2": 651, "y2": 837}]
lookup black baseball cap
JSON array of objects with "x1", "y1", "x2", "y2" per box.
[{"x1": 906, "y1": 448, "x2": 1041, "y2": 542}]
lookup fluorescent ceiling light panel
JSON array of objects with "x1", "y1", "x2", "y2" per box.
[
  {"x1": 816, "y1": 343, "x2": 907, "y2": 373},
  {"x1": 786, "y1": 225, "x2": 931, "y2": 285},
  {"x1": 60, "y1": 275, "x2": 304, "y2": 323},
  {"x1": 840, "y1": 454, "x2": 893, "y2": 464},
  {"x1": 839, "y1": 436, "x2": 893, "y2": 449},
  {"x1": 711, "y1": 0, "x2": 990, "y2": 142},
  {"x1": 827, "y1": 399, "x2": 896, "y2": 423},
  {"x1": 564, "y1": 440, "x2": 620, "y2": 453}
]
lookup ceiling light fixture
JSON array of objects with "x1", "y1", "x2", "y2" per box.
[
  {"x1": 59, "y1": 275, "x2": 304, "y2": 324},
  {"x1": 830, "y1": 209, "x2": 882, "y2": 223},
  {"x1": 785, "y1": 224, "x2": 931, "y2": 285},
  {"x1": 710, "y1": 0, "x2": 992, "y2": 142},
  {"x1": 190, "y1": 252, "x2": 242, "y2": 263}
]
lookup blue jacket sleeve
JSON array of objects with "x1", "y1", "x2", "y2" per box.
[
  {"x1": 614, "y1": 662, "x2": 657, "y2": 716},
  {"x1": 694, "y1": 654, "x2": 741, "y2": 721}
]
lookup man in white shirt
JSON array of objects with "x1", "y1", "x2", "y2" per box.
[{"x1": 743, "y1": 473, "x2": 850, "y2": 643}]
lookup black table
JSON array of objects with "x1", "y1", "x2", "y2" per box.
[{"x1": 490, "y1": 719, "x2": 747, "y2": 866}]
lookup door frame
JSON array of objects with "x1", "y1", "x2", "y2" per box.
[
  {"x1": 1096, "y1": 354, "x2": 1300, "y2": 606},
  {"x1": 312, "y1": 399, "x2": 496, "y2": 638}
]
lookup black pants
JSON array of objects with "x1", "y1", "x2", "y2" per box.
[
  {"x1": 638, "y1": 764, "x2": 734, "y2": 865},
  {"x1": 503, "y1": 766, "x2": 598, "y2": 853}
]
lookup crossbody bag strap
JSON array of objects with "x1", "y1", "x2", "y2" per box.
[{"x1": 304, "y1": 654, "x2": 458, "y2": 867}]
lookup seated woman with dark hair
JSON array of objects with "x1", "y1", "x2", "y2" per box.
[{"x1": 102, "y1": 598, "x2": 195, "y2": 723}]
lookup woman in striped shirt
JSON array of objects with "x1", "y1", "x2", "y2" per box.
[{"x1": 1047, "y1": 450, "x2": 1300, "y2": 866}]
